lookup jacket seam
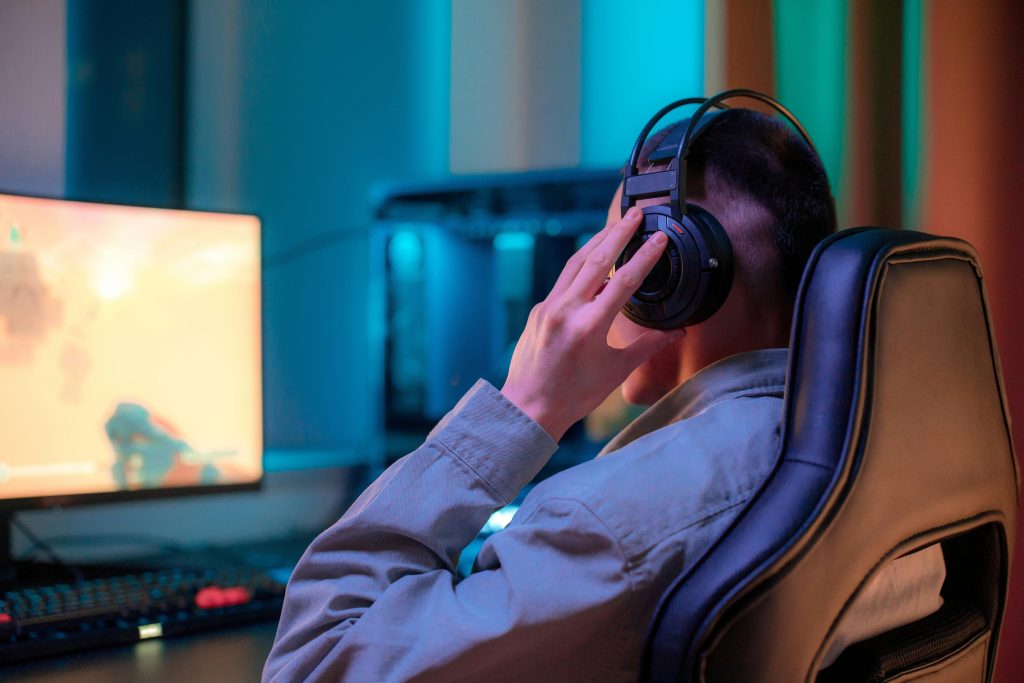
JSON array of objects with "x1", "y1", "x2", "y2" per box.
[
  {"x1": 623, "y1": 489, "x2": 756, "y2": 564},
  {"x1": 429, "y1": 436, "x2": 510, "y2": 504}
]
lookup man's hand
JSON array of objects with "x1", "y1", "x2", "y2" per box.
[{"x1": 501, "y1": 207, "x2": 686, "y2": 442}]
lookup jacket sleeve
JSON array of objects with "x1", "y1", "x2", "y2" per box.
[{"x1": 262, "y1": 380, "x2": 635, "y2": 683}]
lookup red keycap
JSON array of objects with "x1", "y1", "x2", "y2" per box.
[
  {"x1": 220, "y1": 587, "x2": 251, "y2": 606},
  {"x1": 194, "y1": 587, "x2": 226, "y2": 609},
  {"x1": 0, "y1": 614, "x2": 11, "y2": 624},
  {"x1": 194, "y1": 586, "x2": 251, "y2": 609}
]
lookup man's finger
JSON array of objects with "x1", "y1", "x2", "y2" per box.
[
  {"x1": 566, "y1": 208, "x2": 644, "y2": 301},
  {"x1": 593, "y1": 230, "x2": 668, "y2": 322}
]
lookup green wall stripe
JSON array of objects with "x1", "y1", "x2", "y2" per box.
[
  {"x1": 773, "y1": 0, "x2": 847, "y2": 201},
  {"x1": 901, "y1": 0, "x2": 925, "y2": 229}
]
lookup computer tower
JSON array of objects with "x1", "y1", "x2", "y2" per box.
[{"x1": 371, "y1": 168, "x2": 639, "y2": 471}]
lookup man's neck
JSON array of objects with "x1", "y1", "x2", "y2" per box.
[{"x1": 678, "y1": 311, "x2": 791, "y2": 386}]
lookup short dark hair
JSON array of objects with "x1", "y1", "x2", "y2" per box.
[{"x1": 637, "y1": 109, "x2": 837, "y2": 301}]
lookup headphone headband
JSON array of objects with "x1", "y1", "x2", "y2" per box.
[
  {"x1": 621, "y1": 88, "x2": 816, "y2": 220},
  {"x1": 677, "y1": 88, "x2": 816, "y2": 159},
  {"x1": 624, "y1": 97, "x2": 720, "y2": 177}
]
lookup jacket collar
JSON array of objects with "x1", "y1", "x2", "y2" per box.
[{"x1": 600, "y1": 348, "x2": 788, "y2": 455}]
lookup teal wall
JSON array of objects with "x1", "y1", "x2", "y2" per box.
[
  {"x1": 187, "y1": 0, "x2": 451, "y2": 459},
  {"x1": 65, "y1": 0, "x2": 186, "y2": 206},
  {"x1": 580, "y1": 0, "x2": 704, "y2": 167},
  {"x1": 194, "y1": 0, "x2": 706, "y2": 459}
]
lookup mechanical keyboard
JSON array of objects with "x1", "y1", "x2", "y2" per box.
[{"x1": 0, "y1": 566, "x2": 287, "y2": 664}]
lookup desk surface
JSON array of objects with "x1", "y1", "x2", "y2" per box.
[{"x1": 5, "y1": 621, "x2": 278, "y2": 682}]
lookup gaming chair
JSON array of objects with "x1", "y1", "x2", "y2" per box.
[{"x1": 642, "y1": 227, "x2": 1019, "y2": 682}]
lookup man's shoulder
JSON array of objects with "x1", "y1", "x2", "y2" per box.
[{"x1": 519, "y1": 392, "x2": 785, "y2": 564}]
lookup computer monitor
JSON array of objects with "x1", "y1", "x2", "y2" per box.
[{"x1": 0, "y1": 193, "x2": 262, "y2": 514}]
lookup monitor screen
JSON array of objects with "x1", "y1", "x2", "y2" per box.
[{"x1": 0, "y1": 194, "x2": 262, "y2": 504}]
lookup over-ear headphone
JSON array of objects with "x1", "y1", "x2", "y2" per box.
[{"x1": 616, "y1": 88, "x2": 817, "y2": 329}]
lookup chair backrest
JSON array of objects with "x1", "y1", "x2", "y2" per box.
[{"x1": 642, "y1": 228, "x2": 1019, "y2": 682}]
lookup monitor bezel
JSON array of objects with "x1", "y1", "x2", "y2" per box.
[{"x1": 0, "y1": 190, "x2": 265, "y2": 512}]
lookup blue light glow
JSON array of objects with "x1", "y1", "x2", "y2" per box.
[
  {"x1": 482, "y1": 504, "x2": 520, "y2": 534},
  {"x1": 493, "y1": 232, "x2": 535, "y2": 252},
  {"x1": 388, "y1": 230, "x2": 423, "y2": 272}
]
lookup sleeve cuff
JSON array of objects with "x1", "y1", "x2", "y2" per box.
[{"x1": 427, "y1": 380, "x2": 558, "y2": 503}]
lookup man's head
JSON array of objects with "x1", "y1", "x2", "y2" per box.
[{"x1": 609, "y1": 108, "x2": 836, "y2": 405}]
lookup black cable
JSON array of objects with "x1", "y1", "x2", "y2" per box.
[
  {"x1": 11, "y1": 516, "x2": 85, "y2": 584},
  {"x1": 261, "y1": 227, "x2": 365, "y2": 270}
]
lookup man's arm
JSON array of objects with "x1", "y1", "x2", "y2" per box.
[
  {"x1": 265, "y1": 208, "x2": 681, "y2": 681},
  {"x1": 263, "y1": 381, "x2": 632, "y2": 682}
]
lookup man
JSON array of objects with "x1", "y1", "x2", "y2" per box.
[{"x1": 262, "y1": 110, "x2": 943, "y2": 682}]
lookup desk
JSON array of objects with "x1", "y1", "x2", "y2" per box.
[{"x1": 5, "y1": 622, "x2": 278, "y2": 682}]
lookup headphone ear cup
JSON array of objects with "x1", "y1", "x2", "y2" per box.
[
  {"x1": 681, "y1": 203, "x2": 733, "y2": 325},
  {"x1": 615, "y1": 204, "x2": 733, "y2": 329}
]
